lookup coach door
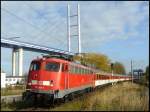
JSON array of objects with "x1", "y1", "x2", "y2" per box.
[{"x1": 64, "y1": 64, "x2": 69, "y2": 90}]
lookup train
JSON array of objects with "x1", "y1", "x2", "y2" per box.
[{"x1": 22, "y1": 55, "x2": 132, "y2": 104}]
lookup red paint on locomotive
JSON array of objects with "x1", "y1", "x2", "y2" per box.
[{"x1": 24, "y1": 56, "x2": 132, "y2": 101}]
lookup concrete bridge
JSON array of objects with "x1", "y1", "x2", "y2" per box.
[{"x1": 1, "y1": 38, "x2": 74, "y2": 77}]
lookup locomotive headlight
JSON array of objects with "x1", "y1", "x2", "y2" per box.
[
  {"x1": 42, "y1": 81, "x2": 49, "y2": 86},
  {"x1": 50, "y1": 80, "x2": 54, "y2": 87},
  {"x1": 28, "y1": 82, "x2": 31, "y2": 85}
]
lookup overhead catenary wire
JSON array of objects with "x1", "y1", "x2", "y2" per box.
[
  {"x1": 2, "y1": 8, "x2": 67, "y2": 49},
  {"x1": 24, "y1": 3, "x2": 68, "y2": 49},
  {"x1": 24, "y1": 3, "x2": 66, "y2": 38}
]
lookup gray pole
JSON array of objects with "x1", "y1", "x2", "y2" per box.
[
  {"x1": 131, "y1": 60, "x2": 133, "y2": 83},
  {"x1": 67, "y1": 4, "x2": 71, "y2": 52},
  {"x1": 77, "y1": 4, "x2": 81, "y2": 53}
]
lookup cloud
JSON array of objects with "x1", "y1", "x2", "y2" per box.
[
  {"x1": 80, "y1": 1, "x2": 149, "y2": 51},
  {"x1": 1, "y1": 1, "x2": 68, "y2": 50},
  {"x1": 1, "y1": 1, "x2": 149, "y2": 74},
  {"x1": 1, "y1": 1, "x2": 149, "y2": 52}
]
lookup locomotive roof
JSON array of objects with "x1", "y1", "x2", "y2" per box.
[
  {"x1": 32, "y1": 57, "x2": 96, "y2": 71},
  {"x1": 32, "y1": 57, "x2": 69, "y2": 63}
]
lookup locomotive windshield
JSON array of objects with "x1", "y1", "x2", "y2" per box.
[
  {"x1": 30, "y1": 61, "x2": 40, "y2": 71},
  {"x1": 45, "y1": 62, "x2": 60, "y2": 72}
]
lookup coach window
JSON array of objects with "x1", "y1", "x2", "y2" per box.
[
  {"x1": 74, "y1": 66, "x2": 76, "y2": 74},
  {"x1": 84, "y1": 69, "x2": 86, "y2": 74},
  {"x1": 85, "y1": 69, "x2": 87, "y2": 74},
  {"x1": 80, "y1": 68, "x2": 82, "y2": 74},
  {"x1": 72, "y1": 65, "x2": 74, "y2": 74},
  {"x1": 89, "y1": 70, "x2": 91, "y2": 74},
  {"x1": 85, "y1": 68, "x2": 87, "y2": 74},
  {"x1": 77, "y1": 67, "x2": 79, "y2": 74},
  {"x1": 76, "y1": 66, "x2": 78, "y2": 74},
  {"x1": 82, "y1": 68, "x2": 84, "y2": 74},
  {"x1": 83, "y1": 68, "x2": 85, "y2": 74},
  {"x1": 74, "y1": 66, "x2": 77, "y2": 74},
  {"x1": 78, "y1": 67, "x2": 80, "y2": 74},
  {"x1": 88, "y1": 69, "x2": 89, "y2": 74},
  {"x1": 72, "y1": 66, "x2": 74, "y2": 73},
  {"x1": 79, "y1": 68, "x2": 81, "y2": 74},
  {"x1": 81, "y1": 68, "x2": 83, "y2": 74},
  {"x1": 79, "y1": 68, "x2": 82, "y2": 74},
  {"x1": 73, "y1": 66, "x2": 75, "y2": 74},
  {"x1": 86, "y1": 69, "x2": 88, "y2": 74},
  {"x1": 86, "y1": 69, "x2": 89, "y2": 75},
  {"x1": 73, "y1": 66, "x2": 76, "y2": 74}
]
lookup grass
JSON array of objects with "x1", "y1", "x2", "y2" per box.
[
  {"x1": 1, "y1": 82, "x2": 149, "y2": 111},
  {"x1": 135, "y1": 75, "x2": 149, "y2": 87},
  {"x1": 51, "y1": 82, "x2": 149, "y2": 111},
  {"x1": 1, "y1": 85, "x2": 25, "y2": 96}
]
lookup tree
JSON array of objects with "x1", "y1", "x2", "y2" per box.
[
  {"x1": 73, "y1": 53, "x2": 111, "y2": 72},
  {"x1": 113, "y1": 62, "x2": 126, "y2": 75},
  {"x1": 73, "y1": 53, "x2": 126, "y2": 75},
  {"x1": 145, "y1": 65, "x2": 149, "y2": 80}
]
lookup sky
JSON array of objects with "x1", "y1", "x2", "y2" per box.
[{"x1": 1, "y1": 1, "x2": 149, "y2": 75}]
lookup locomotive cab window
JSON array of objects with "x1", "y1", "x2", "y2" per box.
[
  {"x1": 30, "y1": 61, "x2": 40, "y2": 71},
  {"x1": 45, "y1": 62, "x2": 60, "y2": 72}
]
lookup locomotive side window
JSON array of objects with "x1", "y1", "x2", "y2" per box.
[
  {"x1": 62, "y1": 64, "x2": 68, "y2": 72},
  {"x1": 73, "y1": 65, "x2": 75, "y2": 74},
  {"x1": 30, "y1": 61, "x2": 40, "y2": 71},
  {"x1": 70, "y1": 65, "x2": 74, "y2": 73},
  {"x1": 45, "y1": 62, "x2": 60, "y2": 72}
]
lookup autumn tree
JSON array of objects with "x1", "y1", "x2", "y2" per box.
[
  {"x1": 113, "y1": 62, "x2": 126, "y2": 75},
  {"x1": 73, "y1": 53, "x2": 111, "y2": 72},
  {"x1": 145, "y1": 65, "x2": 149, "y2": 80}
]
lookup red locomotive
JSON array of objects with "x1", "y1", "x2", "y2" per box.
[{"x1": 23, "y1": 55, "x2": 131, "y2": 104}]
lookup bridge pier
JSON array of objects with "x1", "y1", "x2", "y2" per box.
[
  {"x1": 12, "y1": 48, "x2": 23, "y2": 76},
  {"x1": 18, "y1": 48, "x2": 23, "y2": 76},
  {"x1": 12, "y1": 48, "x2": 17, "y2": 76}
]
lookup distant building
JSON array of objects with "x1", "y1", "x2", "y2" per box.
[
  {"x1": 1, "y1": 72, "x2": 6, "y2": 88},
  {"x1": 6, "y1": 76, "x2": 27, "y2": 86}
]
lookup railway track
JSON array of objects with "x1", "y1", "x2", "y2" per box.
[
  {"x1": 2, "y1": 81, "x2": 130, "y2": 111},
  {"x1": 18, "y1": 83, "x2": 114, "y2": 111},
  {"x1": 1, "y1": 95, "x2": 22, "y2": 103}
]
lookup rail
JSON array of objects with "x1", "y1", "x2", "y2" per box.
[{"x1": 1, "y1": 95, "x2": 22, "y2": 103}]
